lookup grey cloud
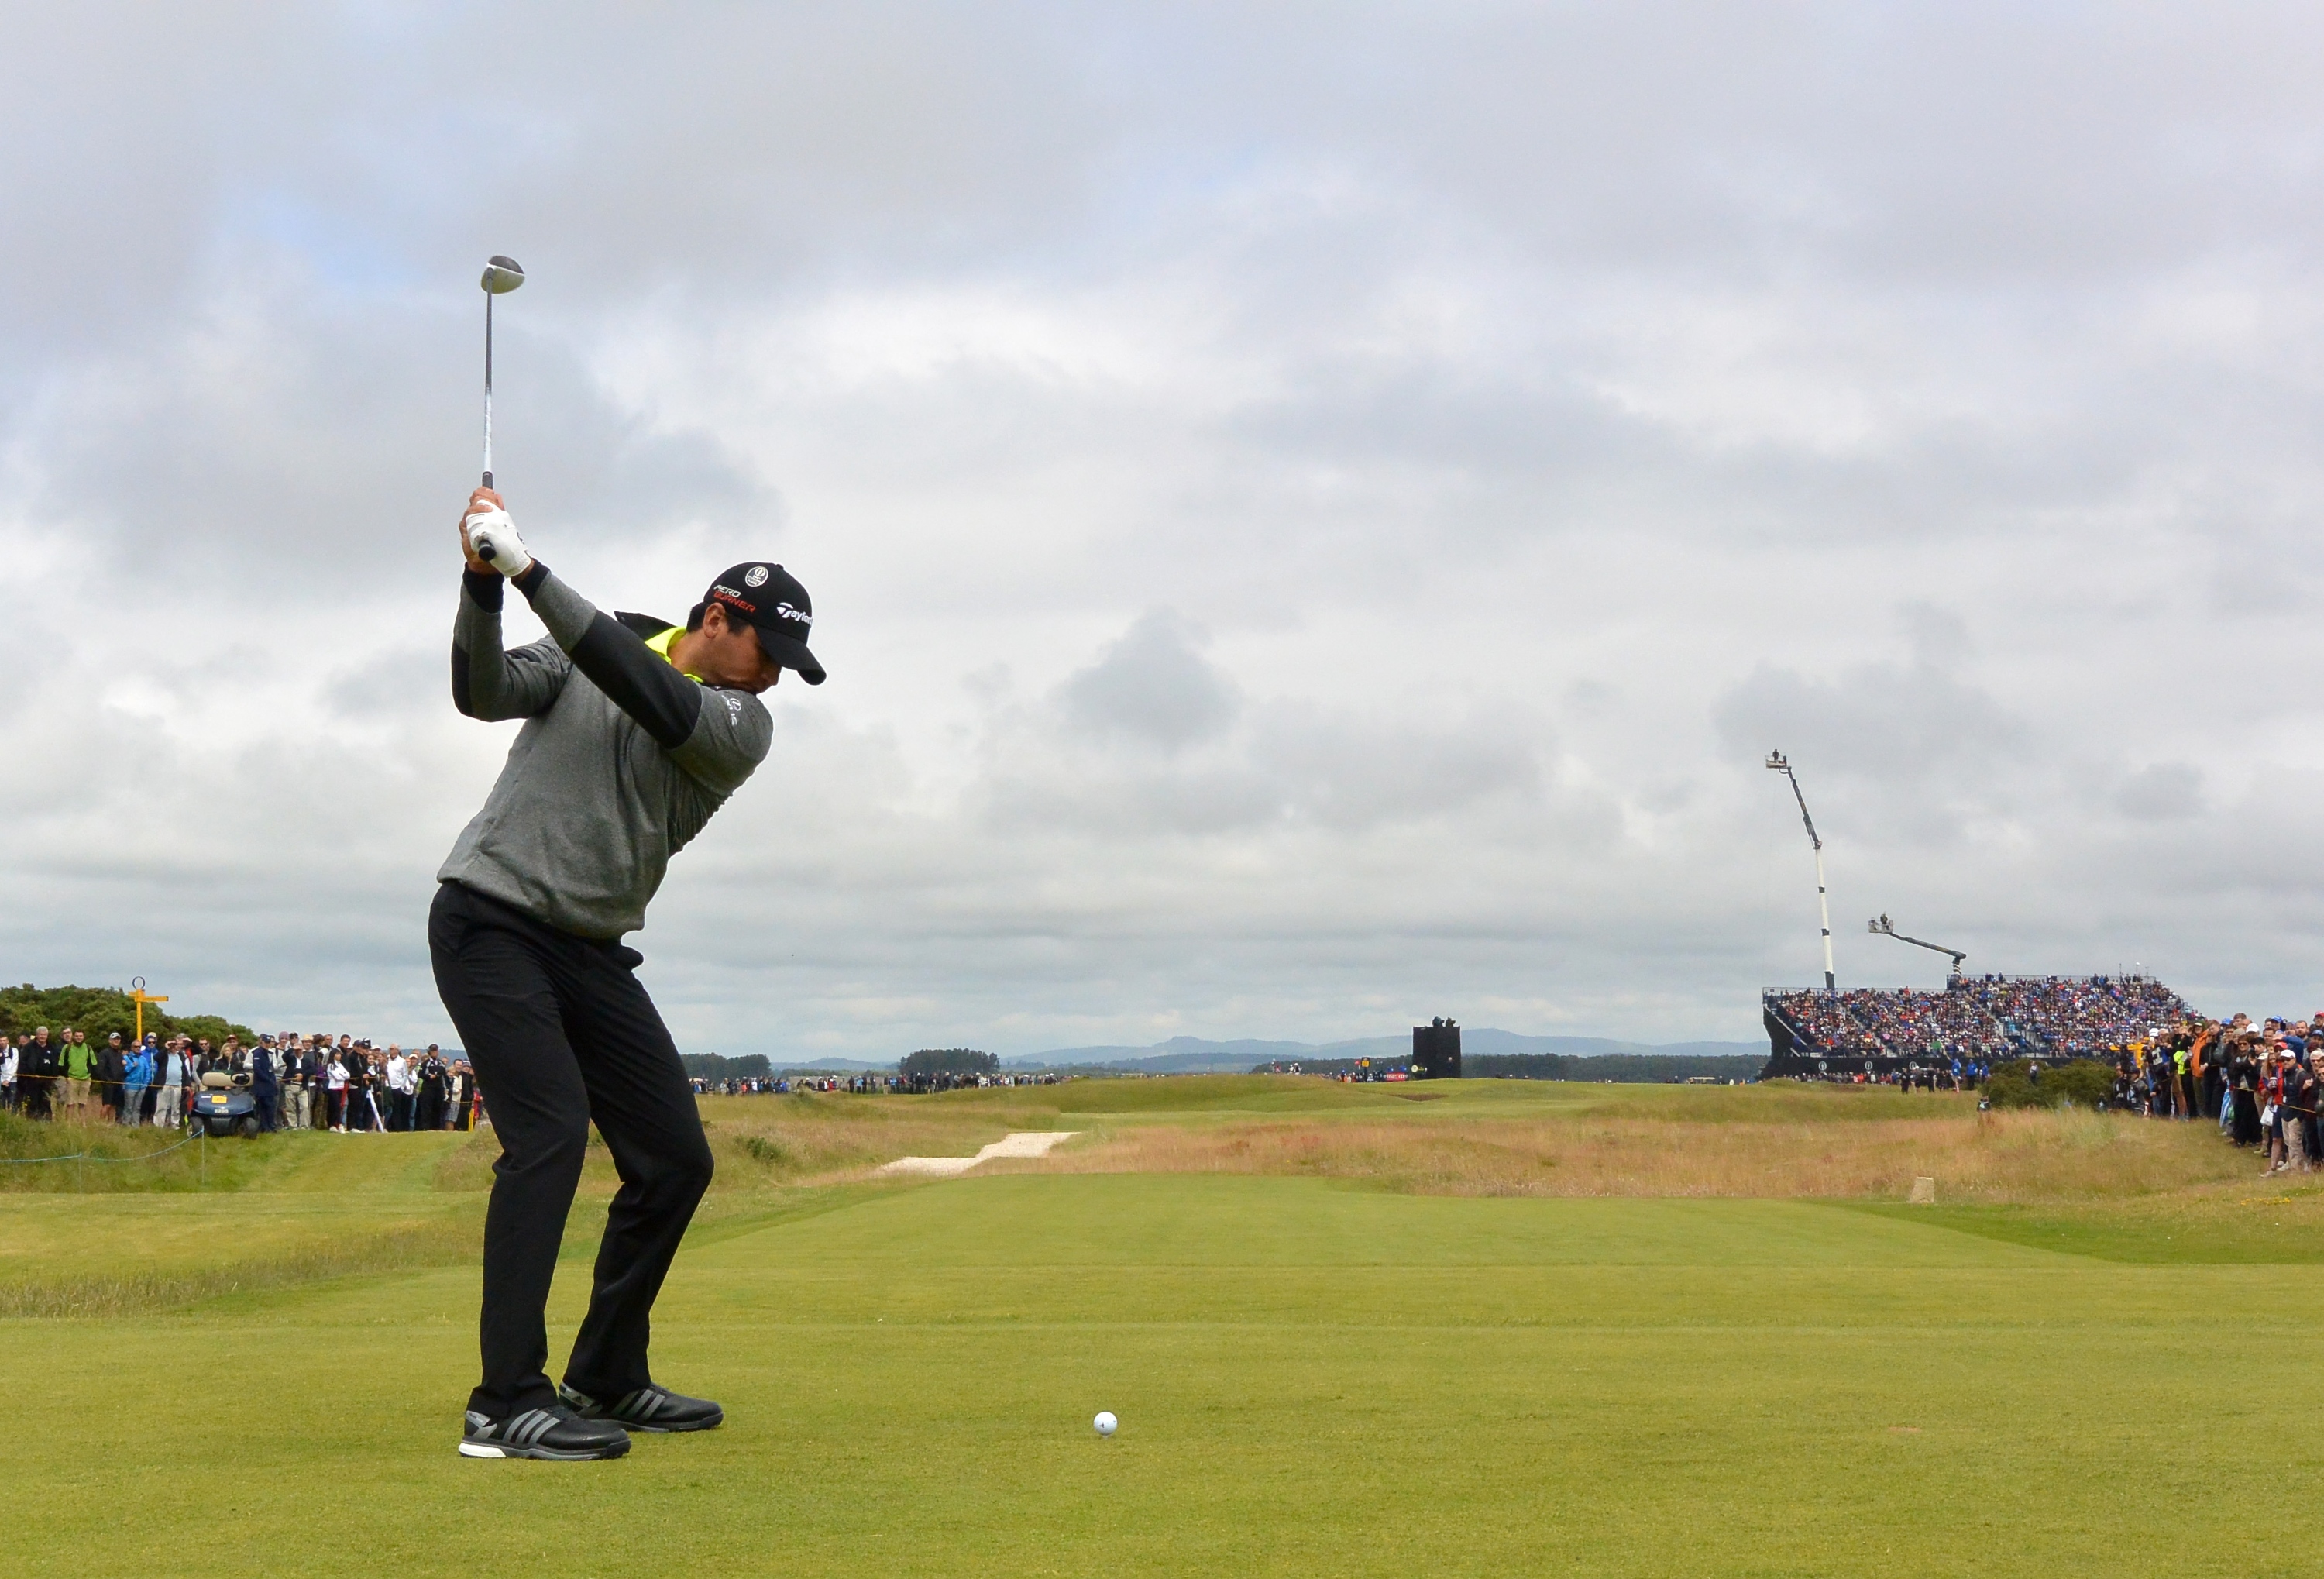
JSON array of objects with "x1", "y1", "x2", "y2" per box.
[
  {"x1": 12, "y1": 7, "x2": 2324, "y2": 1054},
  {"x1": 1058, "y1": 610, "x2": 1238, "y2": 750},
  {"x1": 9, "y1": 282, "x2": 775, "y2": 597},
  {"x1": 1712, "y1": 648, "x2": 2027, "y2": 816},
  {"x1": 2115, "y1": 762, "x2": 2205, "y2": 822},
  {"x1": 327, "y1": 648, "x2": 449, "y2": 720},
  {"x1": 1244, "y1": 701, "x2": 1543, "y2": 832},
  {"x1": 978, "y1": 614, "x2": 1544, "y2": 839}
]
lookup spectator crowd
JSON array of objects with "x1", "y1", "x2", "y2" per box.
[
  {"x1": 0, "y1": 1025, "x2": 482, "y2": 1134},
  {"x1": 692, "y1": 1070, "x2": 1066, "y2": 1096},
  {"x1": 2102, "y1": 1013, "x2": 2324, "y2": 1175},
  {"x1": 1769, "y1": 974, "x2": 2192, "y2": 1070},
  {"x1": 1769, "y1": 976, "x2": 2324, "y2": 1174},
  {"x1": 0, "y1": 1022, "x2": 1078, "y2": 1130}
]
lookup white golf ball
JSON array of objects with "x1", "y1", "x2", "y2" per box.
[{"x1": 1093, "y1": 1410, "x2": 1118, "y2": 1436}]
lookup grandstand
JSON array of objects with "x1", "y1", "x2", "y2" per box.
[{"x1": 1761, "y1": 974, "x2": 2192, "y2": 1078}]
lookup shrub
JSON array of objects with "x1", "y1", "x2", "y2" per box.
[
  {"x1": 0, "y1": 983, "x2": 253, "y2": 1048},
  {"x1": 1985, "y1": 1057, "x2": 2115, "y2": 1111}
]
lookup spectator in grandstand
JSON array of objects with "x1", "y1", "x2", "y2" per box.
[
  {"x1": 1770, "y1": 975, "x2": 2202, "y2": 1077},
  {"x1": 2306, "y1": 1049, "x2": 2324, "y2": 1170},
  {"x1": 252, "y1": 1036, "x2": 280, "y2": 1133},
  {"x1": 2229, "y1": 1037, "x2": 2263, "y2": 1147},
  {"x1": 18, "y1": 1027, "x2": 57, "y2": 1119},
  {"x1": 2289, "y1": 1048, "x2": 2320, "y2": 1174},
  {"x1": 384, "y1": 1045, "x2": 414, "y2": 1131},
  {"x1": 280, "y1": 1039, "x2": 313, "y2": 1131},
  {"x1": 60, "y1": 1030, "x2": 94, "y2": 1120},
  {"x1": 95, "y1": 1031, "x2": 125, "y2": 1122},
  {"x1": 449, "y1": 1059, "x2": 476, "y2": 1130},
  {"x1": 324, "y1": 1048, "x2": 349, "y2": 1130},
  {"x1": 153, "y1": 1036, "x2": 187, "y2": 1130},
  {"x1": 414, "y1": 1046, "x2": 449, "y2": 1131},
  {"x1": 119, "y1": 1035, "x2": 150, "y2": 1128},
  {"x1": 2261, "y1": 1043, "x2": 2292, "y2": 1173}
]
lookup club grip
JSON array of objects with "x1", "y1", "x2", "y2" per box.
[{"x1": 476, "y1": 470, "x2": 498, "y2": 556}]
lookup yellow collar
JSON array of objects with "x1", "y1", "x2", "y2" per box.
[{"x1": 642, "y1": 624, "x2": 703, "y2": 682}]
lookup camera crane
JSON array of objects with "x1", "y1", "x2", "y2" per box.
[
  {"x1": 1867, "y1": 913, "x2": 1967, "y2": 976},
  {"x1": 1764, "y1": 751, "x2": 1836, "y2": 992}
]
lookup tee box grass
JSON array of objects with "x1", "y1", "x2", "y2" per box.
[{"x1": 3, "y1": 1078, "x2": 2318, "y2": 1577}]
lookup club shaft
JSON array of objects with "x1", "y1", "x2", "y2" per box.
[{"x1": 483, "y1": 291, "x2": 494, "y2": 487}]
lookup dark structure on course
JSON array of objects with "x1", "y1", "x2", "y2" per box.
[
  {"x1": 1411, "y1": 1018, "x2": 1462, "y2": 1080},
  {"x1": 1761, "y1": 974, "x2": 2192, "y2": 1079}
]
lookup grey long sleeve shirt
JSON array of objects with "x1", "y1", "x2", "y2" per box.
[{"x1": 436, "y1": 564, "x2": 773, "y2": 938}]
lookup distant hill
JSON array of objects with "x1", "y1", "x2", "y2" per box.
[
  {"x1": 1005, "y1": 1036, "x2": 1324, "y2": 1073},
  {"x1": 748, "y1": 1030, "x2": 1762, "y2": 1078},
  {"x1": 1005, "y1": 1030, "x2": 1762, "y2": 1073}
]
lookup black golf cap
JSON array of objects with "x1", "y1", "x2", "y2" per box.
[{"x1": 701, "y1": 562, "x2": 825, "y2": 684}]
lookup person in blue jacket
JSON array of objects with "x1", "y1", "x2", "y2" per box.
[{"x1": 120, "y1": 1037, "x2": 153, "y2": 1128}]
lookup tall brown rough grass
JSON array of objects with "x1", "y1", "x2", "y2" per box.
[{"x1": 1006, "y1": 1107, "x2": 2250, "y2": 1202}]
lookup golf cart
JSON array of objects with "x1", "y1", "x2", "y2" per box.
[{"x1": 188, "y1": 1069, "x2": 260, "y2": 1139}]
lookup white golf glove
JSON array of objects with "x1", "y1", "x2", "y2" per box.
[{"x1": 463, "y1": 505, "x2": 532, "y2": 577}]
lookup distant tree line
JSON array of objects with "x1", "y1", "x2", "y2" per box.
[
  {"x1": 680, "y1": 1049, "x2": 1007, "y2": 1082},
  {"x1": 1260, "y1": 1052, "x2": 1762, "y2": 1083},
  {"x1": 680, "y1": 1053, "x2": 773, "y2": 1082},
  {"x1": 1466, "y1": 1053, "x2": 1762, "y2": 1082},
  {"x1": 901, "y1": 1048, "x2": 998, "y2": 1079},
  {"x1": 0, "y1": 983, "x2": 253, "y2": 1048}
]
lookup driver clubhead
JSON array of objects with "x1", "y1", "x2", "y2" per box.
[{"x1": 480, "y1": 256, "x2": 525, "y2": 294}]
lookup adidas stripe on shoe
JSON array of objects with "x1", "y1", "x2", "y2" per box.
[
  {"x1": 559, "y1": 1381, "x2": 724, "y2": 1433},
  {"x1": 459, "y1": 1405, "x2": 631, "y2": 1460}
]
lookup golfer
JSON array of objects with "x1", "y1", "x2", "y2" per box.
[{"x1": 433, "y1": 485, "x2": 823, "y2": 1460}]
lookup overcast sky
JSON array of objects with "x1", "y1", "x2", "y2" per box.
[{"x1": 5, "y1": 4, "x2": 2323, "y2": 1057}]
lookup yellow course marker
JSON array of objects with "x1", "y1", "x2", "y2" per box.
[{"x1": 129, "y1": 975, "x2": 168, "y2": 1043}]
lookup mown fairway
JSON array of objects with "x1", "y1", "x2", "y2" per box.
[{"x1": 5, "y1": 1080, "x2": 2321, "y2": 1577}]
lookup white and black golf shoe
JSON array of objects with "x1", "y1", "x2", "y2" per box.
[
  {"x1": 459, "y1": 1403, "x2": 631, "y2": 1460},
  {"x1": 558, "y1": 1381, "x2": 725, "y2": 1433}
]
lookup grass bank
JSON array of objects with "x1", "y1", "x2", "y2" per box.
[
  {"x1": 11, "y1": 1171, "x2": 2324, "y2": 1577},
  {"x1": 3, "y1": 1076, "x2": 2293, "y2": 1326}
]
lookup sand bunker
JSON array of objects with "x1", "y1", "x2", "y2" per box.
[{"x1": 876, "y1": 1130, "x2": 1081, "y2": 1178}]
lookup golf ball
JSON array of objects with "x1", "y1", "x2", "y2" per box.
[{"x1": 1093, "y1": 1410, "x2": 1118, "y2": 1436}]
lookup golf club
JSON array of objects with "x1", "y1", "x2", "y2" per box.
[{"x1": 479, "y1": 255, "x2": 524, "y2": 492}]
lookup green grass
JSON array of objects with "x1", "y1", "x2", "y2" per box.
[{"x1": 5, "y1": 1081, "x2": 2319, "y2": 1576}]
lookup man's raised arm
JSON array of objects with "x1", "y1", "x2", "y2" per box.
[
  {"x1": 521, "y1": 571, "x2": 702, "y2": 750},
  {"x1": 451, "y1": 488, "x2": 571, "y2": 721},
  {"x1": 459, "y1": 495, "x2": 772, "y2": 786}
]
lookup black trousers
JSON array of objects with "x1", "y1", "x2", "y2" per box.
[{"x1": 428, "y1": 881, "x2": 713, "y2": 1418}]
